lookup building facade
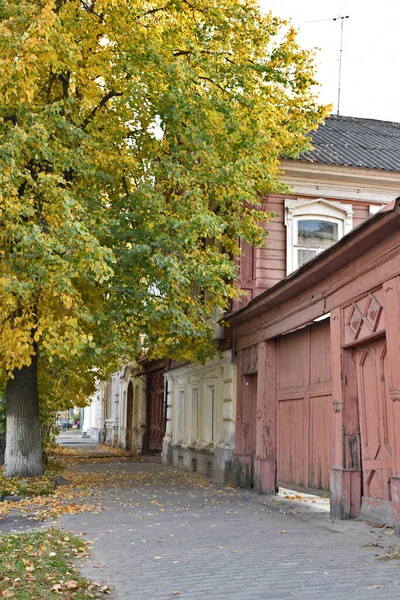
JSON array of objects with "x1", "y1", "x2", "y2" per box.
[
  {"x1": 84, "y1": 116, "x2": 400, "y2": 519},
  {"x1": 81, "y1": 382, "x2": 105, "y2": 442},
  {"x1": 163, "y1": 115, "x2": 400, "y2": 484},
  {"x1": 229, "y1": 198, "x2": 400, "y2": 531},
  {"x1": 163, "y1": 351, "x2": 236, "y2": 482}
]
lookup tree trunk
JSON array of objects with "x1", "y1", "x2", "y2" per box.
[{"x1": 3, "y1": 354, "x2": 44, "y2": 478}]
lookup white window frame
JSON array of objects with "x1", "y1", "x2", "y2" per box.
[
  {"x1": 204, "y1": 383, "x2": 216, "y2": 444},
  {"x1": 189, "y1": 386, "x2": 200, "y2": 445},
  {"x1": 294, "y1": 215, "x2": 343, "y2": 269},
  {"x1": 174, "y1": 387, "x2": 185, "y2": 444},
  {"x1": 285, "y1": 199, "x2": 353, "y2": 274}
]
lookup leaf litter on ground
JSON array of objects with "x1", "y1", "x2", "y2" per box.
[{"x1": 0, "y1": 528, "x2": 113, "y2": 599}]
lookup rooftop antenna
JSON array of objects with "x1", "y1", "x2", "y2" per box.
[{"x1": 305, "y1": 15, "x2": 350, "y2": 115}]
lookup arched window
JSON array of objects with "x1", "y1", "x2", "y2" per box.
[{"x1": 285, "y1": 199, "x2": 353, "y2": 273}]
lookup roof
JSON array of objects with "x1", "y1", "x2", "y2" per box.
[
  {"x1": 227, "y1": 197, "x2": 400, "y2": 325},
  {"x1": 298, "y1": 114, "x2": 400, "y2": 173}
]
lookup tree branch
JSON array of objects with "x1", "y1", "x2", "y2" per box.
[
  {"x1": 80, "y1": 0, "x2": 106, "y2": 24},
  {"x1": 80, "y1": 90, "x2": 123, "y2": 130},
  {"x1": 136, "y1": 6, "x2": 170, "y2": 19},
  {"x1": 197, "y1": 76, "x2": 229, "y2": 94},
  {"x1": 2, "y1": 114, "x2": 17, "y2": 125}
]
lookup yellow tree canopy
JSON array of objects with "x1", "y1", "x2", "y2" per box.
[{"x1": 0, "y1": 0, "x2": 327, "y2": 396}]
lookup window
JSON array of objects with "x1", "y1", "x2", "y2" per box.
[
  {"x1": 189, "y1": 387, "x2": 199, "y2": 445},
  {"x1": 204, "y1": 384, "x2": 216, "y2": 444},
  {"x1": 174, "y1": 388, "x2": 185, "y2": 444},
  {"x1": 285, "y1": 199, "x2": 353, "y2": 274},
  {"x1": 295, "y1": 219, "x2": 339, "y2": 268}
]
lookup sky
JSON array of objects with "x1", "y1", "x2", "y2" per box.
[{"x1": 258, "y1": 0, "x2": 400, "y2": 122}]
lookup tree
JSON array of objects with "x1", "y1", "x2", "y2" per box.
[{"x1": 0, "y1": 0, "x2": 327, "y2": 476}]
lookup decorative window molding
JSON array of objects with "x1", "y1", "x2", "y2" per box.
[
  {"x1": 285, "y1": 198, "x2": 353, "y2": 274},
  {"x1": 189, "y1": 386, "x2": 200, "y2": 445},
  {"x1": 204, "y1": 383, "x2": 216, "y2": 444},
  {"x1": 174, "y1": 387, "x2": 185, "y2": 444}
]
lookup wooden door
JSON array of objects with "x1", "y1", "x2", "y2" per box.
[
  {"x1": 241, "y1": 374, "x2": 257, "y2": 485},
  {"x1": 277, "y1": 321, "x2": 332, "y2": 493},
  {"x1": 147, "y1": 371, "x2": 166, "y2": 452},
  {"x1": 125, "y1": 382, "x2": 133, "y2": 450},
  {"x1": 356, "y1": 338, "x2": 393, "y2": 501}
]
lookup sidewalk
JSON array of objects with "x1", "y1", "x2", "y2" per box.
[
  {"x1": 56, "y1": 429, "x2": 98, "y2": 447},
  {"x1": 57, "y1": 459, "x2": 400, "y2": 600}
]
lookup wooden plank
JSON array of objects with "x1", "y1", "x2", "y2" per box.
[
  {"x1": 353, "y1": 204, "x2": 369, "y2": 227},
  {"x1": 383, "y1": 277, "x2": 400, "y2": 533},
  {"x1": 256, "y1": 258, "x2": 286, "y2": 269},
  {"x1": 310, "y1": 320, "x2": 332, "y2": 384},
  {"x1": 263, "y1": 300, "x2": 326, "y2": 340},
  {"x1": 309, "y1": 393, "x2": 332, "y2": 490}
]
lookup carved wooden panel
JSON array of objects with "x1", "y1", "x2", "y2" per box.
[
  {"x1": 277, "y1": 320, "x2": 332, "y2": 493},
  {"x1": 357, "y1": 338, "x2": 393, "y2": 501},
  {"x1": 240, "y1": 345, "x2": 258, "y2": 375},
  {"x1": 343, "y1": 289, "x2": 385, "y2": 345}
]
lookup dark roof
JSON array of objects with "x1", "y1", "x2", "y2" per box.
[{"x1": 297, "y1": 114, "x2": 400, "y2": 172}]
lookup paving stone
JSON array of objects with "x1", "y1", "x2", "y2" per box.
[{"x1": 59, "y1": 460, "x2": 400, "y2": 600}]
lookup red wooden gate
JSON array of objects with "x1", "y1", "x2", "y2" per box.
[
  {"x1": 277, "y1": 320, "x2": 332, "y2": 493},
  {"x1": 147, "y1": 370, "x2": 166, "y2": 452},
  {"x1": 356, "y1": 337, "x2": 393, "y2": 504},
  {"x1": 238, "y1": 374, "x2": 257, "y2": 485}
]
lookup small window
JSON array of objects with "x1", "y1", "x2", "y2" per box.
[
  {"x1": 298, "y1": 248, "x2": 318, "y2": 266},
  {"x1": 295, "y1": 219, "x2": 339, "y2": 268},
  {"x1": 204, "y1": 385, "x2": 216, "y2": 444},
  {"x1": 285, "y1": 199, "x2": 353, "y2": 274},
  {"x1": 190, "y1": 387, "x2": 199, "y2": 444},
  {"x1": 175, "y1": 389, "x2": 185, "y2": 444},
  {"x1": 297, "y1": 220, "x2": 338, "y2": 246}
]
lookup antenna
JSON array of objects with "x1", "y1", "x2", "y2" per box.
[{"x1": 305, "y1": 15, "x2": 350, "y2": 115}]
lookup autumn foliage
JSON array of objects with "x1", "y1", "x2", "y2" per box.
[{"x1": 0, "y1": 0, "x2": 327, "y2": 475}]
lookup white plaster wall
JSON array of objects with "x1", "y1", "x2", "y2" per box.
[
  {"x1": 163, "y1": 350, "x2": 237, "y2": 482},
  {"x1": 81, "y1": 380, "x2": 105, "y2": 442},
  {"x1": 102, "y1": 363, "x2": 148, "y2": 452}
]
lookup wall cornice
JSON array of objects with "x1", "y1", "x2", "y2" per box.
[{"x1": 279, "y1": 160, "x2": 400, "y2": 203}]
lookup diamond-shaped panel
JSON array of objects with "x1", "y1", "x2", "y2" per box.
[
  {"x1": 363, "y1": 294, "x2": 383, "y2": 332},
  {"x1": 346, "y1": 303, "x2": 363, "y2": 339}
]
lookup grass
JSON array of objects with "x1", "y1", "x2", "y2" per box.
[
  {"x1": 0, "y1": 528, "x2": 111, "y2": 599},
  {"x1": 0, "y1": 460, "x2": 63, "y2": 499}
]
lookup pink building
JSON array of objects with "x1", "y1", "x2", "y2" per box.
[
  {"x1": 229, "y1": 198, "x2": 400, "y2": 531},
  {"x1": 162, "y1": 115, "x2": 400, "y2": 489}
]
